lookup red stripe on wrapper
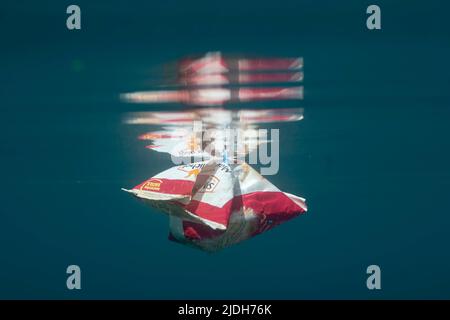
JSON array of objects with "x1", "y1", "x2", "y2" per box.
[
  {"x1": 182, "y1": 222, "x2": 224, "y2": 240},
  {"x1": 181, "y1": 191, "x2": 306, "y2": 235},
  {"x1": 243, "y1": 191, "x2": 306, "y2": 222},
  {"x1": 133, "y1": 178, "x2": 195, "y2": 196}
]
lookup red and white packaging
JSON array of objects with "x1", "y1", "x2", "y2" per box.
[{"x1": 123, "y1": 160, "x2": 307, "y2": 251}]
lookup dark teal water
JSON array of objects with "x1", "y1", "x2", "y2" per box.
[{"x1": 1, "y1": 1, "x2": 450, "y2": 299}]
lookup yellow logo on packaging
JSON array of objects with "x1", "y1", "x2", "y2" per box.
[
  {"x1": 140, "y1": 178, "x2": 163, "y2": 191},
  {"x1": 185, "y1": 168, "x2": 201, "y2": 178},
  {"x1": 178, "y1": 163, "x2": 205, "y2": 177}
]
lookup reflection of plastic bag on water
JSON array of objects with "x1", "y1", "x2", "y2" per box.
[{"x1": 122, "y1": 160, "x2": 306, "y2": 251}]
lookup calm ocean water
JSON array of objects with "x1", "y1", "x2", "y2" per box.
[{"x1": 1, "y1": 1, "x2": 450, "y2": 298}]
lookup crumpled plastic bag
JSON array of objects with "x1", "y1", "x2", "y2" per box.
[{"x1": 123, "y1": 160, "x2": 306, "y2": 251}]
